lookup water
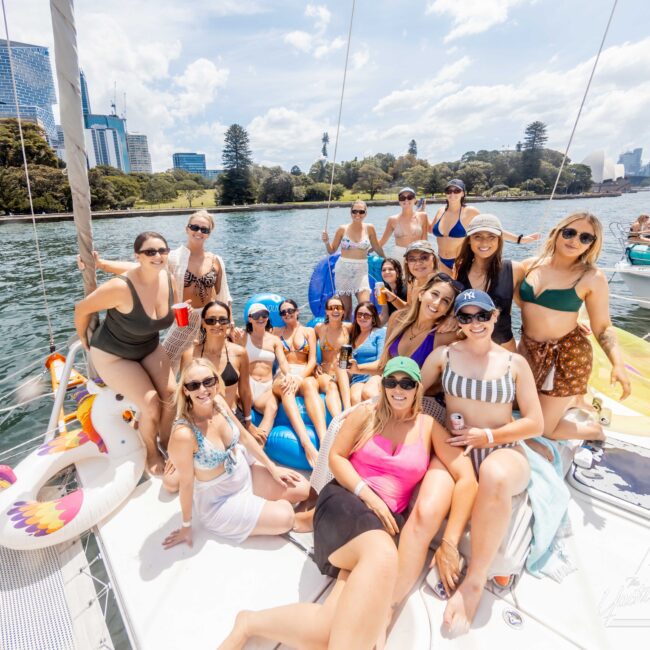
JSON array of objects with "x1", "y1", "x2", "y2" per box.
[{"x1": 1, "y1": 193, "x2": 648, "y2": 456}]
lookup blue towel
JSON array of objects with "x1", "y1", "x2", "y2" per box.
[{"x1": 522, "y1": 437, "x2": 576, "y2": 581}]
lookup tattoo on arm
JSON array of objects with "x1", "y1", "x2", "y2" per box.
[{"x1": 598, "y1": 327, "x2": 617, "y2": 354}]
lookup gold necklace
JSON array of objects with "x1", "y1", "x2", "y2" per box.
[{"x1": 407, "y1": 323, "x2": 429, "y2": 341}]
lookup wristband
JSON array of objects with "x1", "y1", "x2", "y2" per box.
[
  {"x1": 517, "y1": 234, "x2": 523, "y2": 244},
  {"x1": 484, "y1": 428, "x2": 494, "y2": 444},
  {"x1": 243, "y1": 415, "x2": 252, "y2": 422},
  {"x1": 353, "y1": 480, "x2": 367, "y2": 497},
  {"x1": 181, "y1": 520, "x2": 192, "y2": 528}
]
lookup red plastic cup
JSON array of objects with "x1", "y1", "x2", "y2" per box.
[{"x1": 173, "y1": 303, "x2": 189, "y2": 328}]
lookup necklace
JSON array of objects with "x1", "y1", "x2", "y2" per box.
[{"x1": 407, "y1": 322, "x2": 429, "y2": 341}]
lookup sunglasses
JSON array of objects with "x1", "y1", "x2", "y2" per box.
[
  {"x1": 382, "y1": 376, "x2": 418, "y2": 390},
  {"x1": 250, "y1": 311, "x2": 269, "y2": 320},
  {"x1": 138, "y1": 247, "x2": 170, "y2": 257},
  {"x1": 279, "y1": 307, "x2": 297, "y2": 317},
  {"x1": 456, "y1": 310, "x2": 494, "y2": 325},
  {"x1": 184, "y1": 375, "x2": 218, "y2": 392},
  {"x1": 356, "y1": 312, "x2": 373, "y2": 320},
  {"x1": 436, "y1": 272, "x2": 464, "y2": 293},
  {"x1": 445, "y1": 187, "x2": 462, "y2": 194},
  {"x1": 351, "y1": 209, "x2": 367, "y2": 215},
  {"x1": 204, "y1": 316, "x2": 230, "y2": 326},
  {"x1": 406, "y1": 253, "x2": 433, "y2": 263},
  {"x1": 398, "y1": 194, "x2": 416, "y2": 201},
  {"x1": 188, "y1": 224, "x2": 211, "y2": 235},
  {"x1": 560, "y1": 227, "x2": 597, "y2": 245},
  {"x1": 327, "y1": 305, "x2": 344, "y2": 312}
]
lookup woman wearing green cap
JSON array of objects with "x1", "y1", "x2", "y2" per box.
[{"x1": 219, "y1": 356, "x2": 475, "y2": 650}]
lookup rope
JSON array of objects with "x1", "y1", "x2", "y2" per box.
[
  {"x1": 0, "y1": 391, "x2": 54, "y2": 414},
  {"x1": 323, "y1": 0, "x2": 356, "y2": 290},
  {"x1": 1, "y1": 1, "x2": 56, "y2": 352},
  {"x1": 535, "y1": 0, "x2": 618, "y2": 241},
  {"x1": 0, "y1": 357, "x2": 47, "y2": 385},
  {"x1": 0, "y1": 372, "x2": 45, "y2": 402}
]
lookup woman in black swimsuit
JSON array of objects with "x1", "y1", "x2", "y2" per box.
[{"x1": 74, "y1": 232, "x2": 177, "y2": 476}]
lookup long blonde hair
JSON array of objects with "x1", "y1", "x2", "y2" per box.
[
  {"x1": 379, "y1": 273, "x2": 459, "y2": 370},
  {"x1": 351, "y1": 380, "x2": 424, "y2": 453},
  {"x1": 531, "y1": 212, "x2": 603, "y2": 271},
  {"x1": 175, "y1": 358, "x2": 225, "y2": 421}
]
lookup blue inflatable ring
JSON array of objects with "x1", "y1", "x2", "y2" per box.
[{"x1": 244, "y1": 293, "x2": 285, "y2": 328}]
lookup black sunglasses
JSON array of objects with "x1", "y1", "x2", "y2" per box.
[
  {"x1": 382, "y1": 376, "x2": 418, "y2": 390},
  {"x1": 406, "y1": 253, "x2": 433, "y2": 263},
  {"x1": 184, "y1": 375, "x2": 218, "y2": 392},
  {"x1": 456, "y1": 310, "x2": 494, "y2": 325},
  {"x1": 250, "y1": 311, "x2": 269, "y2": 320},
  {"x1": 351, "y1": 209, "x2": 367, "y2": 215},
  {"x1": 280, "y1": 307, "x2": 297, "y2": 317},
  {"x1": 398, "y1": 194, "x2": 416, "y2": 201},
  {"x1": 436, "y1": 272, "x2": 464, "y2": 293},
  {"x1": 204, "y1": 316, "x2": 230, "y2": 326},
  {"x1": 138, "y1": 247, "x2": 170, "y2": 257},
  {"x1": 561, "y1": 227, "x2": 597, "y2": 245},
  {"x1": 445, "y1": 187, "x2": 462, "y2": 194},
  {"x1": 188, "y1": 224, "x2": 211, "y2": 235}
]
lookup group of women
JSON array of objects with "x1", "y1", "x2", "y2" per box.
[{"x1": 73, "y1": 183, "x2": 632, "y2": 648}]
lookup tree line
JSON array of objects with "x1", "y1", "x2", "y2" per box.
[{"x1": 0, "y1": 118, "x2": 593, "y2": 214}]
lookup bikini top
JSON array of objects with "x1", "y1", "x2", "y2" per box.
[
  {"x1": 519, "y1": 269, "x2": 585, "y2": 313},
  {"x1": 442, "y1": 347, "x2": 515, "y2": 404},
  {"x1": 184, "y1": 265, "x2": 218, "y2": 300},
  {"x1": 432, "y1": 208, "x2": 466, "y2": 239},
  {"x1": 394, "y1": 215, "x2": 422, "y2": 239},
  {"x1": 349, "y1": 415, "x2": 430, "y2": 514},
  {"x1": 201, "y1": 341, "x2": 239, "y2": 387},
  {"x1": 388, "y1": 329, "x2": 436, "y2": 368},
  {"x1": 246, "y1": 335, "x2": 276, "y2": 365},
  {"x1": 280, "y1": 329, "x2": 310, "y2": 355},
  {"x1": 175, "y1": 413, "x2": 240, "y2": 472},
  {"x1": 341, "y1": 226, "x2": 372, "y2": 251},
  {"x1": 319, "y1": 325, "x2": 349, "y2": 353}
]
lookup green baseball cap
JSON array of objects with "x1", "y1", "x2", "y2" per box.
[{"x1": 383, "y1": 356, "x2": 422, "y2": 383}]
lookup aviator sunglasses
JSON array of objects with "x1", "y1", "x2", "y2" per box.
[
  {"x1": 398, "y1": 193, "x2": 416, "y2": 201},
  {"x1": 188, "y1": 224, "x2": 211, "y2": 235},
  {"x1": 184, "y1": 375, "x2": 218, "y2": 392},
  {"x1": 204, "y1": 316, "x2": 230, "y2": 326},
  {"x1": 456, "y1": 310, "x2": 494, "y2": 325},
  {"x1": 436, "y1": 272, "x2": 465, "y2": 293},
  {"x1": 382, "y1": 376, "x2": 418, "y2": 390},
  {"x1": 138, "y1": 247, "x2": 170, "y2": 257},
  {"x1": 560, "y1": 227, "x2": 597, "y2": 245},
  {"x1": 280, "y1": 307, "x2": 297, "y2": 317}
]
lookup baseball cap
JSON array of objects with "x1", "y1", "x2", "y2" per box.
[
  {"x1": 247, "y1": 302, "x2": 269, "y2": 317},
  {"x1": 445, "y1": 179, "x2": 466, "y2": 192},
  {"x1": 383, "y1": 356, "x2": 422, "y2": 383},
  {"x1": 399, "y1": 187, "x2": 416, "y2": 196},
  {"x1": 454, "y1": 289, "x2": 496, "y2": 315},
  {"x1": 466, "y1": 214, "x2": 503, "y2": 237},
  {"x1": 405, "y1": 240, "x2": 435, "y2": 256}
]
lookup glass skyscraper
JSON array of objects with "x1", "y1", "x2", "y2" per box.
[
  {"x1": 0, "y1": 41, "x2": 57, "y2": 144},
  {"x1": 127, "y1": 133, "x2": 152, "y2": 173},
  {"x1": 173, "y1": 152, "x2": 207, "y2": 175}
]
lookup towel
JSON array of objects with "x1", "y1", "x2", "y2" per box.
[{"x1": 522, "y1": 437, "x2": 576, "y2": 581}]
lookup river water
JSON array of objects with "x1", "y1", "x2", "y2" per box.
[{"x1": 1, "y1": 193, "x2": 648, "y2": 456}]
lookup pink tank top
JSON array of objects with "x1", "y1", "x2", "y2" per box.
[{"x1": 349, "y1": 415, "x2": 430, "y2": 513}]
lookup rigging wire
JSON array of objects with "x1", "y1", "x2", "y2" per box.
[{"x1": 1, "y1": 0, "x2": 56, "y2": 352}]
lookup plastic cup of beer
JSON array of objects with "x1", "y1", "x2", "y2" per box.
[
  {"x1": 375, "y1": 282, "x2": 387, "y2": 305},
  {"x1": 173, "y1": 303, "x2": 190, "y2": 328}
]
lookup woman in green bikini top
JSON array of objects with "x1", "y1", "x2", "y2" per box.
[{"x1": 516, "y1": 212, "x2": 631, "y2": 443}]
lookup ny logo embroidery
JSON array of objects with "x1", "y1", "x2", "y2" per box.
[{"x1": 464, "y1": 291, "x2": 476, "y2": 300}]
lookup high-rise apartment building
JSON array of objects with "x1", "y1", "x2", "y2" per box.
[
  {"x1": 80, "y1": 70, "x2": 92, "y2": 116},
  {"x1": 618, "y1": 148, "x2": 643, "y2": 176},
  {"x1": 173, "y1": 152, "x2": 207, "y2": 175},
  {"x1": 127, "y1": 133, "x2": 152, "y2": 173},
  {"x1": 0, "y1": 41, "x2": 57, "y2": 144}
]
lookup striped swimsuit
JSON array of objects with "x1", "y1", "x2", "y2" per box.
[{"x1": 441, "y1": 347, "x2": 517, "y2": 475}]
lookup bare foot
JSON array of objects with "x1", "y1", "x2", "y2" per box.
[
  {"x1": 443, "y1": 578, "x2": 483, "y2": 637},
  {"x1": 146, "y1": 452, "x2": 166, "y2": 476},
  {"x1": 292, "y1": 508, "x2": 314, "y2": 533},
  {"x1": 218, "y1": 611, "x2": 251, "y2": 650},
  {"x1": 305, "y1": 442, "x2": 319, "y2": 469}
]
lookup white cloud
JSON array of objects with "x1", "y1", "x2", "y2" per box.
[
  {"x1": 171, "y1": 59, "x2": 229, "y2": 119},
  {"x1": 427, "y1": 0, "x2": 528, "y2": 42},
  {"x1": 351, "y1": 44, "x2": 370, "y2": 70},
  {"x1": 305, "y1": 4, "x2": 331, "y2": 32},
  {"x1": 314, "y1": 37, "x2": 346, "y2": 59},
  {"x1": 284, "y1": 31, "x2": 312, "y2": 52},
  {"x1": 283, "y1": 3, "x2": 346, "y2": 59}
]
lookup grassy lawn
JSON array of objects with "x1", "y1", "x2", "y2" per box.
[
  {"x1": 135, "y1": 189, "x2": 217, "y2": 210},
  {"x1": 339, "y1": 190, "x2": 395, "y2": 202}
]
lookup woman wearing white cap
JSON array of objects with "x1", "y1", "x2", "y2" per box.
[
  {"x1": 378, "y1": 187, "x2": 429, "y2": 261},
  {"x1": 454, "y1": 214, "x2": 524, "y2": 351},
  {"x1": 430, "y1": 179, "x2": 539, "y2": 273}
]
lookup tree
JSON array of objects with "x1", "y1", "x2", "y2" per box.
[
  {"x1": 402, "y1": 164, "x2": 430, "y2": 193},
  {"x1": 566, "y1": 163, "x2": 592, "y2": 194},
  {"x1": 258, "y1": 167, "x2": 294, "y2": 203},
  {"x1": 176, "y1": 180, "x2": 204, "y2": 207},
  {"x1": 408, "y1": 139, "x2": 417, "y2": 156},
  {"x1": 353, "y1": 163, "x2": 392, "y2": 199},
  {"x1": 290, "y1": 165, "x2": 302, "y2": 176},
  {"x1": 103, "y1": 175, "x2": 141, "y2": 208},
  {"x1": 220, "y1": 124, "x2": 255, "y2": 205},
  {"x1": 321, "y1": 132, "x2": 329, "y2": 158},
  {"x1": 457, "y1": 161, "x2": 492, "y2": 193},
  {"x1": 0, "y1": 164, "x2": 71, "y2": 213},
  {"x1": 142, "y1": 175, "x2": 177, "y2": 203},
  {"x1": 425, "y1": 163, "x2": 455, "y2": 194},
  {"x1": 522, "y1": 121, "x2": 548, "y2": 180},
  {"x1": 308, "y1": 159, "x2": 329, "y2": 182},
  {"x1": 0, "y1": 118, "x2": 60, "y2": 168},
  {"x1": 303, "y1": 182, "x2": 344, "y2": 201}
]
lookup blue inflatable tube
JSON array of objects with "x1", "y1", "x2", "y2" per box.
[
  {"x1": 244, "y1": 293, "x2": 285, "y2": 328},
  {"x1": 252, "y1": 396, "x2": 333, "y2": 470}
]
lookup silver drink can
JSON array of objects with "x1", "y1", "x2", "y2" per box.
[
  {"x1": 450, "y1": 412, "x2": 464, "y2": 431},
  {"x1": 338, "y1": 344, "x2": 353, "y2": 369}
]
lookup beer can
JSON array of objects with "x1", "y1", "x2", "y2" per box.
[
  {"x1": 450, "y1": 412, "x2": 464, "y2": 431},
  {"x1": 375, "y1": 282, "x2": 387, "y2": 305},
  {"x1": 338, "y1": 344, "x2": 353, "y2": 369}
]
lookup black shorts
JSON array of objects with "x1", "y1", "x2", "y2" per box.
[{"x1": 313, "y1": 480, "x2": 405, "y2": 578}]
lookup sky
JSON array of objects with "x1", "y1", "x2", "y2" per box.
[{"x1": 10, "y1": 0, "x2": 650, "y2": 172}]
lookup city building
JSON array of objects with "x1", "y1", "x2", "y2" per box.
[
  {"x1": 85, "y1": 113, "x2": 130, "y2": 172},
  {"x1": 618, "y1": 148, "x2": 642, "y2": 176},
  {"x1": 173, "y1": 152, "x2": 206, "y2": 175},
  {"x1": 203, "y1": 169, "x2": 223, "y2": 180},
  {"x1": 127, "y1": 133, "x2": 152, "y2": 173},
  {"x1": 80, "y1": 70, "x2": 92, "y2": 116},
  {"x1": 0, "y1": 40, "x2": 57, "y2": 144}
]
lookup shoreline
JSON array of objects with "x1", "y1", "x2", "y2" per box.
[{"x1": 0, "y1": 191, "x2": 622, "y2": 225}]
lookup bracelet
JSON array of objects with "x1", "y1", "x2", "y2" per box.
[
  {"x1": 181, "y1": 520, "x2": 192, "y2": 528},
  {"x1": 517, "y1": 234, "x2": 523, "y2": 244},
  {"x1": 243, "y1": 415, "x2": 252, "y2": 422},
  {"x1": 353, "y1": 480, "x2": 367, "y2": 497},
  {"x1": 484, "y1": 428, "x2": 494, "y2": 444}
]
